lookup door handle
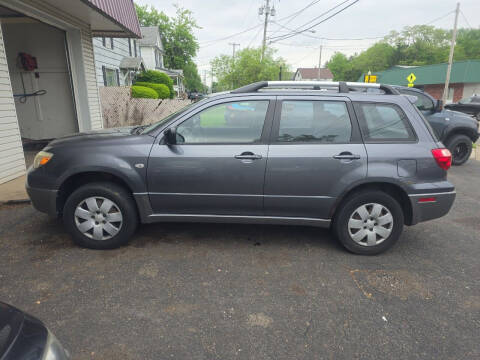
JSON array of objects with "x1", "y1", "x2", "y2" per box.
[
  {"x1": 333, "y1": 152, "x2": 361, "y2": 160},
  {"x1": 235, "y1": 152, "x2": 263, "y2": 160}
]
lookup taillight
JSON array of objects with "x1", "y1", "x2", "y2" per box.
[{"x1": 431, "y1": 148, "x2": 452, "y2": 170}]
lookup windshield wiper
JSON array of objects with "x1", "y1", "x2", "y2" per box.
[{"x1": 131, "y1": 125, "x2": 148, "y2": 135}]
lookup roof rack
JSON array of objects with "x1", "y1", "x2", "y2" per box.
[{"x1": 231, "y1": 81, "x2": 400, "y2": 95}]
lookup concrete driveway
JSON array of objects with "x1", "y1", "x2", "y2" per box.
[{"x1": 0, "y1": 162, "x2": 479, "y2": 360}]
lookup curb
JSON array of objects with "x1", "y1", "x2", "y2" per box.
[{"x1": 0, "y1": 199, "x2": 31, "y2": 206}]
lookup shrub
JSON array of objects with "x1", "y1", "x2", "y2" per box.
[
  {"x1": 133, "y1": 82, "x2": 170, "y2": 99},
  {"x1": 135, "y1": 70, "x2": 175, "y2": 99},
  {"x1": 131, "y1": 85, "x2": 158, "y2": 99}
]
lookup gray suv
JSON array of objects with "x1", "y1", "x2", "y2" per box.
[{"x1": 26, "y1": 81, "x2": 456, "y2": 255}]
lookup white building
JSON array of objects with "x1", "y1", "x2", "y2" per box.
[
  {"x1": 0, "y1": 0, "x2": 141, "y2": 185},
  {"x1": 138, "y1": 26, "x2": 185, "y2": 97},
  {"x1": 293, "y1": 68, "x2": 334, "y2": 81},
  {"x1": 93, "y1": 36, "x2": 144, "y2": 87}
]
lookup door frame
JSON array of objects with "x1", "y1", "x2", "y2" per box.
[
  {"x1": 269, "y1": 95, "x2": 362, "y2": 144},
  {"x1": 0, "y1": 0, "x2": 93, "y2": 132}
]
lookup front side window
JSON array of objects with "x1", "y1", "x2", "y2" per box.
[
  {"x1": 277, "y1": 100, "x2": 352, "y2": 143},
  {"x1": 358, "y1": 103, "x2": 415, "y2": 141},
  {"x1": 176, "y1": 101, "x2": 269, "y2": 144},
  {"x1": 397, "y1": 89, "x2": 434, "y2": 112}
]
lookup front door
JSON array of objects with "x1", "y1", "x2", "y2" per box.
[
  {"x1": 264, "y1": 96, "x2": 367, "y2": 219},
  {"x1": 147, "y1": 97, "x2": 275, "y2": 216}
]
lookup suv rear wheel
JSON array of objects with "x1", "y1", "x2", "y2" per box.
[
  {"x1": 446, "y1": 134, "x2": 472, "y2": 166},
  {"x1": 63, "y1": 182, "x2": 138, "y2": 249},
  {"x1": 333, "y1": 190, "x2": 404, "y2": 255}
]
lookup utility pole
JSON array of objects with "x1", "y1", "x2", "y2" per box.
[
  {"x1": 229, "y1": 42, "x2": 240, "y2": 60},
  {"x1": 317, "y1": 45, "x2": 323, "y2": 80},
  {"x1": 279, "y1": 65, "x2": 282, "y2": 80},
  {"x1": 442, "y1": 2, "x2": 460, "y2": 105},
  {"x1": 228, "y1": 43, "x2": 239, "y2": 89},
  {"x1": 202, "y1": 69, "x2": 207, "y2": 90},
  {"x1": 260, "y1": 0, "x2": 275, "y2": 61}
]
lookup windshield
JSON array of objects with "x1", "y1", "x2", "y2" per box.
[{"x1": 141, "y1": 102, "x2": 198, "y2": 134}]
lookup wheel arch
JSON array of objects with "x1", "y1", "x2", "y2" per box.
[
  {"x1": 331, "y1": 181, "x2": 413, "y2": 225},
  {"x1": 57, "y1": 171, "x2": 136, "y2": 215},
  {"x1": 443, "y1": 126, "x2": 477, "y2": 144}
]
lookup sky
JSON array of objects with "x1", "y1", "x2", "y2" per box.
[{"x1": 135, "y1": 0, "x2": 480, "y2": 86}]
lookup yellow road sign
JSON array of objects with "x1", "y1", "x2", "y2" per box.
[
  {"x1": 364, "y1": 74, "x2": 377, "y2": 83},
  {"x1": 407, "y1": 73, "x2": 416, "y2": 83}
]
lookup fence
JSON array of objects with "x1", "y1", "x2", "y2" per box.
[{"x1": 99, "y1": 86, "x2": 191, "y2": 128}]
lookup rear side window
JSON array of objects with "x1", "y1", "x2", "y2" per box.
[
  {"x1": 277, "y1": 100, "x2": 352, "y2": 143},
  {"x1": 357, "y1": 103, "x2": 416, "y2": 142}
]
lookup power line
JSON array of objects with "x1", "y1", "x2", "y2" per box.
[
  {"x1": 269, "y1": 0, "x2": 360, "y2": 43},
  {"x1": 425, "y1": 10, "x2": 454, "y2": 25},
  {"x1": 199, "y1": 23, "x2": 262, "y2": 47},
  {"x1": 269, "y1": 0, "x2": 323, "y2": 37},
  {"x1": 459, "y1": 9, "x2": 473, "y2": 29}
]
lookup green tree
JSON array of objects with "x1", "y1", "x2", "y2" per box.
[
  {"x1": 135, "y1": 3, "x2": 202, "y2": 92},
  {"x1": 211, "y1": 47, "x2": 288, "y2": 91},
  {"x1": 326, "y1": 25, "x2": 480, "y2": 81}
]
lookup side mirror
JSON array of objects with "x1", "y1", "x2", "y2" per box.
[
  {"x1": 163, "y1": 127, "x2": 177, "y2": 145},
  {"x1": 434, "y1": 99, "x2": 443, "y2": 112}
]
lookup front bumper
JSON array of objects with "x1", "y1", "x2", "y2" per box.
[
  {"x1": 26, "y1": 183, "x2": 58, "y2": 216},
  {"x1": 409, "y1": 190, "x2": 456, "y2": 225}
]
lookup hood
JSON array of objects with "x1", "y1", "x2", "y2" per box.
[
  {"x1": 431, "y1": 109, "x2": 478, "y2": 128},
  {"x1": 0, "y1": 302, "x2": 24, "y2": 356},
  {"x1": 0, "y1": 302, "x2": 49, "y2": 359},
  {"x1": 46, "y1": 126, "x2": 136, "y2": 148}
]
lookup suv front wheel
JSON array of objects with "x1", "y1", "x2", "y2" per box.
[
  {"x1": 63, "y1": 182, "x2": 138, "y2": 249},
  {"x1": 334, "y1": 190, "x2": 404, "y2": 255}
]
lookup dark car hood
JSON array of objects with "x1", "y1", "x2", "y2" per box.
[
  {"x1": 0, "y1": 302, "x2": 25, "y2": 356},
  {"x1": 429, "y1": 109, "x2": 477, "y2": 127},
  {"x1": 46, "y1": 126, "x2": 136, "y2": 148},
  {"x1": 0, "y1": 302, "x2": 49, "y2": 359}
]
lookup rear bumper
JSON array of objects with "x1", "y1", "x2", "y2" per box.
[
  {"x1": 26, "y1": 184, "x2": 58, "y2": 216},
  {"x1": 408, "y1": 190, "x2": 456, "y2": 225}
]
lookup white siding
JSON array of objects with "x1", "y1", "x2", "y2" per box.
[
  {"x1": 93, "y1": 37, "x2": 140, "y2": 88},
  {"x1": 140, "y1": 46, "x2": 156, "y2": 70},
  {"x1": 0, "y1": 26, "x2": 26, "y2": 183},
  {"x1": 463, "y1": 83, "x2": 480, "y2": 98}
]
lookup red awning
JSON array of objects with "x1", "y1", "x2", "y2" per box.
[{"x1": 82, "y1": 0, "x2": 141, "y2": 38}]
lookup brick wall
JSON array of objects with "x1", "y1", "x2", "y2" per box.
[{"x1": 424, "y1": 83, "x2": 464, "y2": 102}]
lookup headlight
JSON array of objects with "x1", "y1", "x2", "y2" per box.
[
  {"x1": 42, "y1": 330, "x2": 70, "y2": 360},
  {"x1": 33, "y1": 151, "x2": 53, "y2": 169}
]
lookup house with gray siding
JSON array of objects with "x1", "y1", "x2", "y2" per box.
[
  {"x1": 93, "y1": 36, "x2": 144, "y2": 87},
  {"x1": 0, "y1": 0, "x2": 141, "y2": 185}
]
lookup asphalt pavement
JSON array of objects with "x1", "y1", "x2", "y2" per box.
[{"x1": 0, "y1": 161, "x2": 479, "y2": 359}]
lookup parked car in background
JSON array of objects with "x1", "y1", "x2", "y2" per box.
[
  {"x1": 0, "y1": 301, "x2": 69, "y2": 359},
  {"x1": 444, "y1": 95, "x2": 480, "y2": 121},
  {"x1": 188, "y1": 91, "x2": 206, "y2": 102},
  {"x1": 392, "y1": 86, "x2": 479, "y2": 165},
  {"x1": 26, "y1": 81, "x2": 456, "y2": 255}
]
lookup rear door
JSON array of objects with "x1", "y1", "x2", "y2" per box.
[
  {"x1": 147, "y1": 96, "x2": 275, "y2": 216},
  {"x1": 264, "y1": 96, "x2": 367, "y2": 219}
]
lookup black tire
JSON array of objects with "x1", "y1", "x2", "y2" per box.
[
  {"x1": 446, "y1": 134, "x2": 472, "y2": 166},
  {"x1": 333, "y1": 191, "x2": 404, "y2": 255},
  {"x1": 63, "y1": 182, "x2": 138, "y2": 249}
]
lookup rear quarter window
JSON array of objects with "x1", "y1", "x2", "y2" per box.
[{"x1": 355, "y1": 102, "x2": 416, "y2": 142}]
